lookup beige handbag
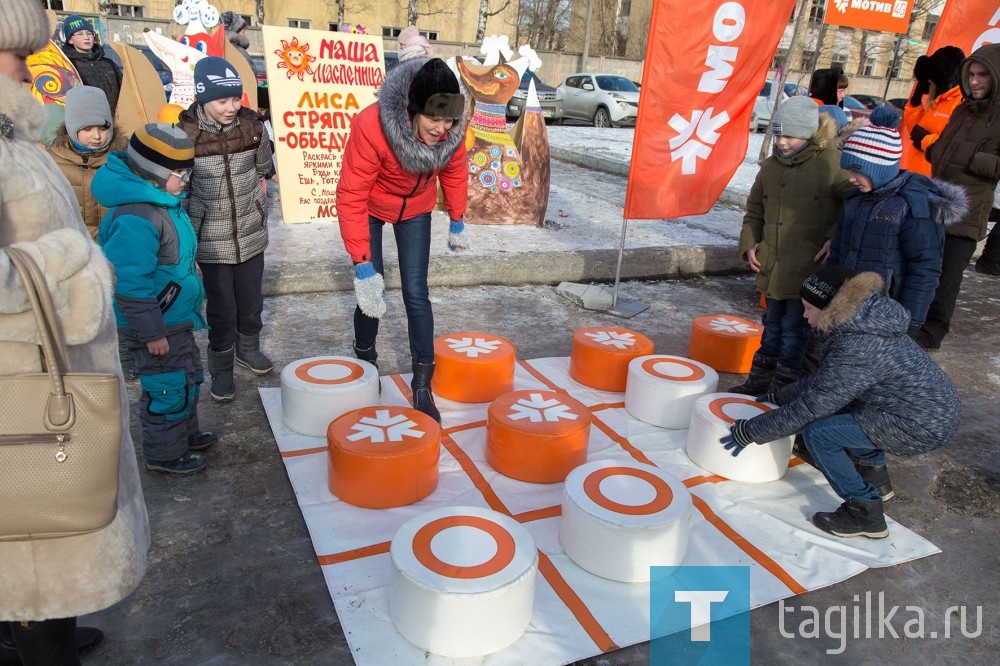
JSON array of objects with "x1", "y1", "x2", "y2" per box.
[{"x1": 0, "y1": 246, "x2": 121, "y2": 541}]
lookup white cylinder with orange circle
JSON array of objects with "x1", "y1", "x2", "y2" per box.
[
  {"x1": 280, "y1": 356, "x2": 380, "y2": 437},
  {"x1": 625, "y1": 355, "x2": 719, "y2": 429},
  {"x1": 559, "y1": 460, "x2": 693, "y2": 583},
  {"x1": 327, "y1": 406, "x2": 440, "y2": 509},
  {"x1": 389, "y1": 506, "x2": 538, "y2": 657},
  {"x1": 486, "y1": 390, "x2": 591, "y2": 483},
  {"x1": 432, "y1": 332, "x2": 516, "y2": 403},
  {"x1": 685, "y1": 393, "x2": 793, "y2": 482}
]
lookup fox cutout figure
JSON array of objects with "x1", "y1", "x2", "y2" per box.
[{"x1": 454, "y1": 38, "x2": 551, "y2": 226}]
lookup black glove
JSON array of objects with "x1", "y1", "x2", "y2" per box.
[
  {"x1": 910, "y1": 125, "x2": 930, "y2": 151},
  {"x1": 755, "y1": 392, "x2": 778, "y2": 405},
  {"x1": 907, "y1": 323, "x2": 923, "y2": 339},
  {"x1": 720, "y1": 419, "x2": 755, "y2": 457}
]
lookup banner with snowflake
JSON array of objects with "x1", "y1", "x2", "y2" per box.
[
  {"x1": 261, "y1": 25, "x2": 386, "y2": 223},
  {"x1": 926, "y1": 0, "x2": 1000, "y2": 56},
  {"x1": 624, "y1": 0, "x2": 796, "y2": 220},
  {"x1": 824, "y1": 0, "x2": 915, "y2": 35}
]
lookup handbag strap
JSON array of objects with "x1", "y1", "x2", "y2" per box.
[{"x1": 4, "y1": 246, "x2": 75, "y2": 430}]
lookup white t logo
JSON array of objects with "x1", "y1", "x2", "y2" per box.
[{"x1": 674, "y1": 590, "x2": 729, "y2": 641}]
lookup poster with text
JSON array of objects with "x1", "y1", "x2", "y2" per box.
[{"x1": 262, "y1": 26, "x2": 385, "y2": 223}]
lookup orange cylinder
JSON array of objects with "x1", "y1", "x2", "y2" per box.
[
  {"x1": 569, "y1": 327, "x2": 654, "y2": 392},
  {"x1": 687, "y1": 314, "x2": 763, "y2": 374},
  {"x1": 432, "y1": 332, "x2": 516, "y2": 403},
  {"x1": 486, "y1": 390, "x2": 591, "y2": 483}
]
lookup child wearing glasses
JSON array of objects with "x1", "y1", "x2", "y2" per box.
[
  {"x1": 178, "y1": 56, "x2": 274, "y2": 402},
  {"x1": 92, "y1": 123, "x2": 217, "y2": 476},
  {"x1": 60, "y1": 15, "x2": 122, "y2": 113}
]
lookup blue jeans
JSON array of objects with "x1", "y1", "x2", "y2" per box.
[
  {"x1": 759, "y1": 297, "x2": 809, "y2": 368},
  {"x1": 802, "y1": 413, "x2": 882, "y2": 502},
  {"x1": 354, "y1": 213, "x2": 434, "y2": 364}
]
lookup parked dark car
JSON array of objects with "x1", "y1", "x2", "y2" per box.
[
  {"x1": 849, "y1": 93, "x2": 883, "y2": 109},
  {"x1": 249, "y1": 55, "x2": 267, "y2": 85},
  {"x1": 843, "y1": 95, "x2": 873, "y2": 120},
  {"x1": 506, "y1": 71, "x2": 564, "y2": 123},
  {"x1": 384, "y1": 51, "x2": 399, "y2": 73},
  {"x1": 886, "y1": 98, "x2": 907, "y2": 110}
]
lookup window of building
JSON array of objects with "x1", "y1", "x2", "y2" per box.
[
  {"x1": 240, "y1": 14, "x2": 253, "y2": 28},
  {"x1": 771, "y1": 48, "x2": 787, "y2": 70},
  {"x1": 382, "y1": 27, "x2": 438, "y2": 41},
  {"x1": 922, "y1": 14, "x2": 939, "y2": 42},
  {"x1": 862, "y1": 57, "x2": 876, "y2": 76},
  {"x1": 801, "y1": 50, "x2": 816, "y2": 71},
  {"x1": 288, "y1": 19, "x2": 311, "y2": 29},
  {"x1": 109, "y1": 4, "x2": 144, "y2": 17},
  {"x1": 808, "y1": 0, "x2": 825, "y2": 23},
  {"x1": 43, "y1": 1, "x2": 65, "y2": 9}
]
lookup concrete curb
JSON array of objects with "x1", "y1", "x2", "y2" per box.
[{"x1": 262, "y1": 244, "x2": 746, "y2": 297}]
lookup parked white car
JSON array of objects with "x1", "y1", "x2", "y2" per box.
[
  {"x1": 751, "y1": 80, "x2": 809, "y2": 132},
  {"x1": 557, "y1": 73, "x2": 640, "y2": 127}
]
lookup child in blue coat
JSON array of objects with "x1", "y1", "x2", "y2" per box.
[{"x1": 93, "y1": 123, "x2": 216, "y2": 476}]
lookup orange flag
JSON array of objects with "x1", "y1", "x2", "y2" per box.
[
  {"x1": 625, "y1": 0, "x2": 796, "y2": 220},
  {"x1": 927, "y1": 0, "x2": 1000, "y2": 55}
]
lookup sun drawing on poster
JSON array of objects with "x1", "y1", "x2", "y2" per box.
[{"x1": 274, "y1": 37, "x2": 316, "y2": 81}]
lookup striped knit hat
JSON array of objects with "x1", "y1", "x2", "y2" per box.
[
  {"x1": 840, "y1": 105, "x2": 903, "y2": 189},
  {"x1": 126, "y1": 123, "x2": 194, "y2": 189}
]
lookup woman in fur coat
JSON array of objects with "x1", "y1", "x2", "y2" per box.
[
  {"x1": 0, "y1": 1, "x2": 150, "y2": 662},
  {"x1": 336, "y1": 57, "x2": 468, "y2": 423}
]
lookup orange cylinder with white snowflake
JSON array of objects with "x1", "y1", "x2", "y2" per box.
[
  {"x1": 327, "y1": 406, "x2": 441, "y2": 509},
  {"x1": 486, "y1": 390, "x2": 591, "y2": 483},
  {"x1": 569, "y1": 327, "x2": 654, "y2": 392},
  {"x1": 687, "y1": 314, "x2": 763, "y2": 374},
  {"x1": 432, "y1": 332, "x2": 516, "y2": 403}
]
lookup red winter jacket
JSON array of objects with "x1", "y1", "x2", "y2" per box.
[{"x1": 336, "y1": 60, "x2": 468, "y2": 263}]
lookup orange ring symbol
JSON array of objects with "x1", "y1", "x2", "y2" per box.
[
  {"x1": 640, "y1": 357, "x2": 706, "y2": 382},
  {"x1": 412, "y1": 515, "x2": 517, "y2": 579},
  {"x1": 709, "y1": 396, "x2": 773, "y2": 424},
  {"x1": 583, "y1": 466, "x2": 673, "y2": 515},
  {"x1": 294, "y1": 359, "x2": 365, "y2": 385}
]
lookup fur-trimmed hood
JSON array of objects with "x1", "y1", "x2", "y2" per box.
[
  {"x1": 378, "y1": 57, "x2": 467, "y2": 175},
  {"x1": 816, "y1": 271, "x2": 910, "y2": 335},
  {"x1": 0, "y1": 73, "x2": 44, "y2": 142},
  {"x1": 862, "y1": 170, "x2": 970, "y2": 227}
]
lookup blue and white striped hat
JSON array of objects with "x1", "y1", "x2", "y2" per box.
[
  {"x1": 194, "y1": 56, "x2": 243, "y2": 104},
  {"x1": 840, "y1": 105, "x2": 903, "y2": 189}
]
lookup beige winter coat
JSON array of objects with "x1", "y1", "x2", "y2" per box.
[{"x1": 0, "y1": 73, "x2": 150, "y2": 620}]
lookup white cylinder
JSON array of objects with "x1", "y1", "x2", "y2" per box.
[
  {"x1": 559, "y1": 460, "x2": 693, "y2": 582},
  {"x1": 280, "y1": 356, "x2": 379, "y2": 437},
  {"x1": 625, "y1": 355, "x2": 719, "y2": 429},
  {"x1": 685, "y1": 393, "x2": 793, "y2": 483},
  {"x1": 389, "y1": 506, "x2": 538, "y2": 657}
]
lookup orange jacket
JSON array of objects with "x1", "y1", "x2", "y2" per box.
[{"x1": 901, "y1": 85, "x2": 963, "y2": 175}]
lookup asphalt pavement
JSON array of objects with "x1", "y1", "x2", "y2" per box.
[{"x1": 80, "y1": 130, "x2": 998, "y2": 664}]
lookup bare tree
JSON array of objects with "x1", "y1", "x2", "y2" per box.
[
  {"x1": 256, "y1": 0, "x2": 265, "y2": 25},
  {"x1": 408, "y1": 0, "x2": 418, "y2": 26},
  {"x1": 476, "y1": 0, "x2": 512, "y2": 43},
  {"x1": 518, "y1": 0, "x2": 571, "y2": 51}
]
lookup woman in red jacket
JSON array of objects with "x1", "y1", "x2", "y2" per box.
[{"x1": 336, "y1": 57, "x2": 468, "y2": 422}]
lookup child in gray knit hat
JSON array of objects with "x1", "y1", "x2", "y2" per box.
[{"x1": 733, "y1": 95, "x2": 856, "y2": 395}]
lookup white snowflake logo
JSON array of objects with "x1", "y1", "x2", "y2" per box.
[
  {"x1": 508, "y1": 393, "x2": 579, "y2": 423},
  {"x1": 709, "y1": 316, "x2": 758, "y2": 334},
  {"x1": 585, "y1": 331, "x2": 635, "y2": 349},
  {"x1": 346, "y1": 409, "x2": 424, "y2": 443},
  {"x1": 834, "y1": 0, "x2": 848, "y2": 13},
  {"x1": 668, "y1": 107, "x2": 729, "y2": 175},
  {"x1": 446, "y1": 337, "x2": 502, "y2": 357}
]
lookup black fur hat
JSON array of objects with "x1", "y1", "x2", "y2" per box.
[
  {"x1": 407, "y1": 58, "x2": 464, "y2": 119},
  {"x1": 808, "y1": 67, "x2": 844, "y2": 106},
  {"x1": 928, "y1": 46, "x2": 966, "y2": 91}
]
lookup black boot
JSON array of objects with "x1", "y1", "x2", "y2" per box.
[
  {"x1": 769, "y1": 363, "x2": 805, "y2": 391},
  {"x1": 207, "y1": 345, "x2": 236, "y2": 402},
  {"x1": 411, "y1": 362, "x2": 441, "y2": 423},
  {"x1": 6, "y1": 617, "x2": 103, "y2": 666},
  {"x1": 353, "y1": 341, "x2": 380, "y2": 395},
  {"x1": 728, "y1": 351, "x2": 777, "y2": 394},
  {"x1": 975, "y1": 217, "x2": 1000, "y2": 275},
  {"x1": 854, "y1": 462, "x2": 895, "y2": 501},
  {"x1": 235, "y1": 332, "x2": 273, "y2": 375},
  {"x1": 812, "y1": 498, "x2": 888, "y2": 539}
]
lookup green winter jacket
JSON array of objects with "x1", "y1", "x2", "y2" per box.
[{"x1": 738, "y1": 119, "x2": 856, "y2": 299}]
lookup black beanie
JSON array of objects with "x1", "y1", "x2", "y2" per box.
[
  {"x1": 407, "y1": 58, "x2": 464, "y2": 119},
  {"x1": 800, "y1": 265, "x2": 858, "y2": 309}
]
